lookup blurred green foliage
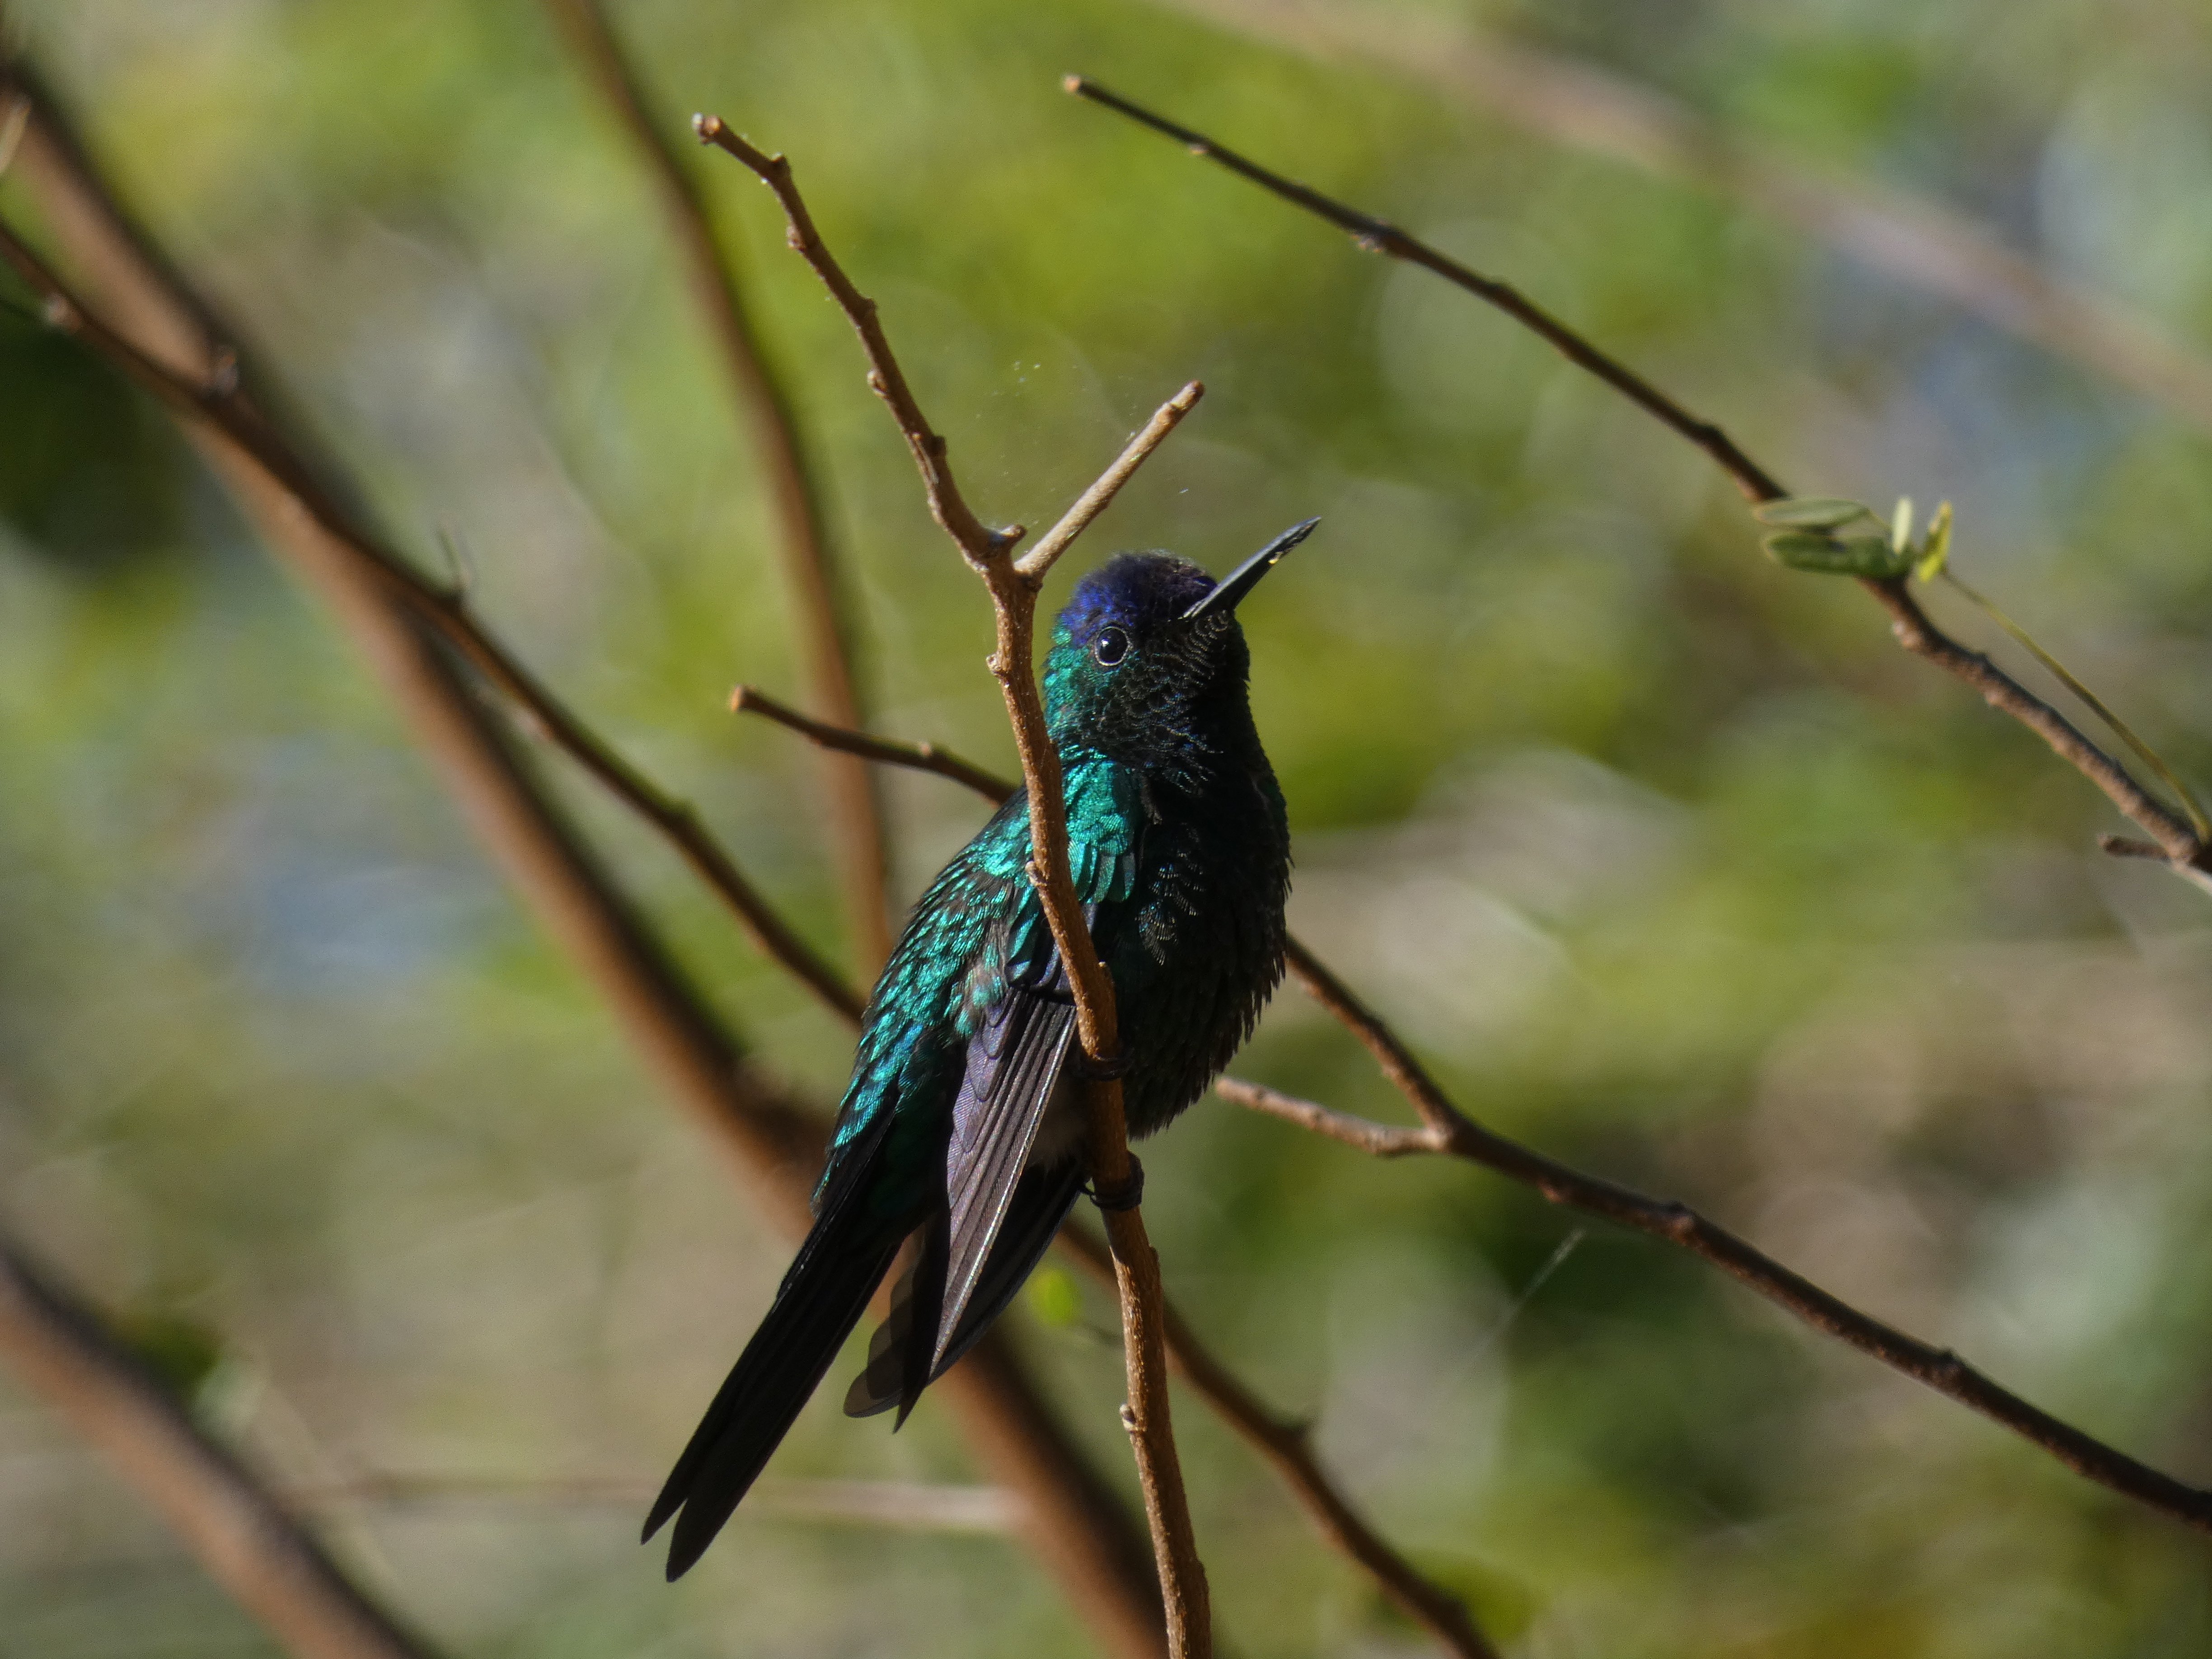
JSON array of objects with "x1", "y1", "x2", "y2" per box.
[{"x1": 4, "y1": 1, "x2": 2212, "y2": 1655}]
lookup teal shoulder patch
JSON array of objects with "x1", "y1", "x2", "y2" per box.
[{"x1": 1063, "y1": 757, "x2": 1140, "y2": 904}]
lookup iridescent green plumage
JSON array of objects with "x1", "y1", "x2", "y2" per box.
[{"x1": 646, "y1": 530, "x2": 1309, "y2": 1579}]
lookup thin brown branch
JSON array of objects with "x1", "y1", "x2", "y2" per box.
[
  {"x1": 5, "y1": 64, "x2": 1170, "y2": 1659},
  {"x1": 700, "y1": 113, "x2": 1212, "y2": 1658},
  {"x1": 1065, "y1": 76, "x2": 2212, "y2": 878},
  {"x1": 1865, "y1": 581, "x2": 2203, "y2": 864},
  {"x1": 0, "y1": 1235, "x2": 442, "y2": 1659},
  {"x1": 1016, "y1": 382, "x2": 1206, "y2": 581},
  {"x1": 1211, "y1": 1073, "x2": 1442, "y2": 1157},
  {"x1": 694, "y1": 115, "x2": 1017, "y2": 565},
  {"x1": 1056, "y1": 1227, "x2": 1498, "y2": 1659},
  {"x1": 1063, "y1": 75, "x2": 1783, "y2": 504},
  {"x1": 1251, "y1": 978, "x2": 2212, "y2": 1537},
  {"x1": 1157, "y1": 0, "x2": 2212, "y2": 435},
  {"x1": 541, "y1": 0, "x2": 895, "y2": 972},
  {"x1": 731, "y1": 684, "x2": 1018, "y2": 805}
]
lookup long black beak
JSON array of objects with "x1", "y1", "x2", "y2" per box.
[{"x1": 1181, "y1": 517, "x2": 1321, "y2": 621}]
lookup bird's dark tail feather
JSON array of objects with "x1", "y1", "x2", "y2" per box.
[
  {"x1": 643, "y1": 1208, "x2": 901, "y2": 1580},
  {"x1": 844, "y1": 1160, "x2": 1083, "y2": 1420}
]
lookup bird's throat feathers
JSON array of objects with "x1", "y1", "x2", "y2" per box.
[{"x1": 1045, "y1": 553, "x2": 1257, "y2": 770}]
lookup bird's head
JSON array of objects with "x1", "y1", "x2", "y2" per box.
[{"x1": 1043, "y1": 519, "x2": 1317, "y2": 764}]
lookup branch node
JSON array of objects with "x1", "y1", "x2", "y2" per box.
[
  {"x1": 2098, "y1": 833, "x2": 2170, "y2": 862},
  {"x1": 1085, "y1": 1154, "x2": 1145, "y2": 1212}
]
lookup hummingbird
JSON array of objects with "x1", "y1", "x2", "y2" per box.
[{"x1": 644, "y1": 518, "x2": 1316, "y2": 1579}]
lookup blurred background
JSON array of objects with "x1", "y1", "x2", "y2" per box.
[{"x1": 5, "y1": 0, "x2": 2212, "y2": 1653}]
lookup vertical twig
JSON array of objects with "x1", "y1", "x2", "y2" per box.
[
  {"x1": 540, "y1": 0, "x2": 895, "y2": 972},
  {"x1": 0, "y1": 1236, "x2": 444, "y2": 1659},
  {"x1": 697, "y1": 111, "x2": 1214, "y2": 1659},
  {"x1": 1055, "y1": 1228, "x2": 1499, "y2": 1659}
]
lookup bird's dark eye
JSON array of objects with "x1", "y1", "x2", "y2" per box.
[{"x1": 1091, "y1": 626, "x2": 1131, "y2": 668}]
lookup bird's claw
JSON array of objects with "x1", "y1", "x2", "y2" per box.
[
  {"x1": 1086, "y1": 1156, "x2": 1145, "y2": 1213},
  {"x1": 1072, "y1": 1046, "x2": 1134, "y2": 1081}
]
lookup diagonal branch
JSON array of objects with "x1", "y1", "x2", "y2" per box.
[
  {"x1": 1155, "y1": 0, "x2": 2212, "y2": 436},
  {"x1": 2, "y1": 62, "x2": 1171, "y2": 1659},
  {"x1": 1064, "y1": 77, "x2": 2212, "y2": 878},
  {"x1": 1062, "y1": 76, "x2": 1783, "y2": 503},
  {"x1": 0, "y1": 1233, "x2": 443, "y2": 1659},
  {"x1": 1234, "y1": 984, "x2": 2212, "y2": 1537},
  {"x1": 1210, "y1": 1074, "x2": 1438, "y2": 1156},
  {"x1": 694, "y1": 116, "x2": 1013, "y2": 563},
  {"x1": 728, "y1": 699, "x2": 2212, "y2": 1540},
  {"x1": 698, "y1": 110, "x2": 1214, "y2": 1659},
  {"x1": 1016, "y1": 386, "x2": 1207, "y2": 581},
  {"x1": 539, "y1": 0, "x2": 895, "y2": 972}
]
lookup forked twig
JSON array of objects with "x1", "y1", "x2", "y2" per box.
[
  {"x1": 1936, "y1": 568, "x2": 2212, "y2": 841},
  {"x1": 698, "y1": 111, "x2": 1215, "y2": 1658},
  {"x1": 739, "y1": 699, "x2": 2212, "y2": 1540},
  {"x1": 1065, "y1": 76, "x2": 2212, "y2": 878},
  {"x1": 540, "y1": 0, "x2": 896, "y2": 971},
  {"x1": 694, "y1": 116, "x2": 1012, "y2": 559}
]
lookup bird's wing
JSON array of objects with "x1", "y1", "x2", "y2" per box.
[
  {"x1": 933, "y1": 757, "x2": 1140, "y2": 1378},
  {"x1": 937, "y1": 951, "x2": 1079, "y2": 1367},
  {"x1": 936, "y1": 758, "x2": 1139, "y2": 1360}
]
